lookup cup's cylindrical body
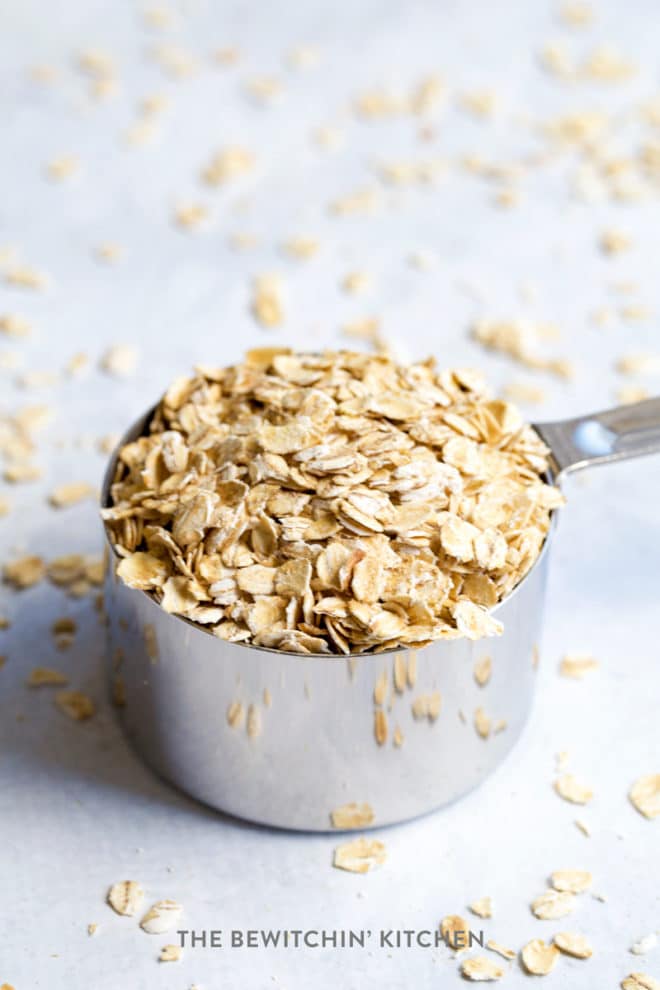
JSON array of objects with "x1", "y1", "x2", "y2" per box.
[{"x1": 104, "y1": 541, "x2": 549, "y2": 831}]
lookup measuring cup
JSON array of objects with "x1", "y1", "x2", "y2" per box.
[{"x1": 101, "y1": 397, "x2": 660, "y2": 830}]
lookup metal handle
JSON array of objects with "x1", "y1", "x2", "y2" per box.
[{"x1": 534, "y1": 397, "x2": 660, "y2": 478}]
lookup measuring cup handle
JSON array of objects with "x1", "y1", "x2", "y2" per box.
[{"x1": 534, "y1": 397, "x2": 660, "y2": 478}]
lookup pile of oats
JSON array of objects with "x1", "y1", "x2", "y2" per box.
[{"x1": 102, "y1": 349, "x2": 562, "y2": 654}]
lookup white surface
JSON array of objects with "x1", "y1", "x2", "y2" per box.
[{"x1": 1, "y1": 1, "x2": 659, "y2": 987}]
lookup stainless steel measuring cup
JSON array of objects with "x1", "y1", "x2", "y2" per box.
[{"x1": 102, "y1": 398, "x2": 660, "y2": 831}]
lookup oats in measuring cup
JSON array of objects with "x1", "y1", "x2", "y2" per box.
[{"x1": 102, "y1": 350, "x2": 561, "y2": 653}]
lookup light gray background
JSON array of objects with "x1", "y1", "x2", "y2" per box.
[{"x1": 0, "y1": 1, "x2": 659, "y2": 987}]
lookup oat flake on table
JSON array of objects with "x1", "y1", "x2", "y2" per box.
[{"x1": 103, "y1": 349, "x2": 561, "y2": 654}]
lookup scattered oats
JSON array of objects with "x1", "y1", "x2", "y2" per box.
[
  {"x1": 621, "y1": 975, "x2": 660, "y2": 990},
  {"x1": 282, "y1": 237, "x2": 319, "y2": 260},
  {"x1": 552, "y1": 931, "x2": 593, "y2": 959},
  {"x1": 87, "y1": 923, "x2": 98, "y2": 936},
  {"x1": 560, "y1": 654, "x2": 600, "y2": 678},
  {"x1": 174, "y1": 204, "x2": 209, "y2": 230},
  {"x1": 551, "y1": 869, "x2": 593, "y2": 893},
  {"x1": 49, "y1": 481, "x2": 95, "y2": 508},
  {"x1": 354, "y1": 88, "x2": 407, "y2": 118},
  {"x1": 77, "y1": 48, "x2": 115, "y2": 78},
  {"x1": 66, "y1": 352, "x2": 89, "y2": 376},
  {"x1": 29, "y1": 63, "x2": 59, "y2": 83},
  {"x1": 408, "y1": 250, "x2": 437, "y2": 271},
  {"x1": 474, "y1": 706, "x2": 492, "y2": 739},
  {"x1": 100, "y1": 344, "x2": 138, "y2": 377},
  {"x1": 555, "y1": 773, "x2": 594, "y2": 805},
  {"x1": 333, "y1": 837, "x2": 386, "y2": 874},
  {"x1": 582, "y1": 45, "x2": 636, "y2": 82},
  {"x1": 140, "y1": 93, "x2": 169, "y2": 116},
  {"x1": 140, "y1": 899, "x2": 183, "y2": 934},
  {"x1": 473, "y1": 656, "x2": 492, "y2": 687},
  {"x1": 201, "y1": 147, "x2": 254, "y2": 186},
  {"x1": 313, "y1": 125, "x2": 345, "y2": 150},
  {"x1": 5, "y1": 266, "x2": 48, "y2": 290},
  {"x1": 559, "y1": 1, "x2": 593, "y2": 26},
  {"x1": 0, "y1": 314, "x2": 32, "y2": 337},
  {"x1": 251, "y1": 274, "x2": 284, "y2": 327},
  {"x1": 213, "y1": 47, "x2": 241, "y2": 66},
  {"x1": 601, "y1": 229, "x2": 632, "y2": 254},
  {"x1": 487, "y1": 940, "x2": 516, "y2": 961},
  {"x1": 245, "y1": 76, "x2": 282, "y2": 103},
  {"x1": 532, "y1": 889, "x2": 576, "y2": 920},
  {"x1": 159, "y1": 943, "x2": 182, "y2": 962},
  {"x1": 107, "y1": 880, "x2": 145, "y2": 916},
  {"x1": 592, "y1": 306, "x2": 615, "y2": 328},
  {"x1": 575, "y1": 818, "x2": 591, "y2": 837},
  {"x1": 0, "y1": 497, "x2": 10, "y2": 517},
  {"x1": 629, "y1": 774, "x2": 660, "y2": 819},
  {"x1": 143, "y1": 6, "x2": 176, "y2": 29},
  {"x1": 393, "y1": 725, "x2": 404, "y2": 747},
  {"x1": 620, "y1": 304, "x2": 650, "y2": 323},
  {"x1": 46, "y1": 155, "x2": 79, "y2": 181},
  {"x1": 228, "y1": 232, "x2": 258, "y2": 250},
  {"x1": 459, "y1": 90, "x2": 498, "y2": 118},
  {"x1": 4, "y1": 462, "x2": 42, "y2": 483},
  {"x1": 0, "y1": 617, "x2": 9, "y2": 630},
  {"x1": 521, "y1": 939, "x2": 560, "y2": 975},
  {"x1": 410, "y1": 75, "x2": 444, "y2": 114},
  {"x1": 631, "y1": 934, "x2": 658, "y2": 956},
  {"x1": 16, "y1": 369, "x2": 59, "y2": 389},
  {"x1": 286, "y1": 45, "x2": 320, "y2": 70},
  {"x1": 377, "y1": 158, "x2": 445, "y2": 185},
  {"x1": 0, "y1": 351, "x2": 20, "y2": 369},
  {"x1": 469, "y1": 896, "x2": 493, "y2": 919},
  {"x1": 104, "y1": 351, "x2": 560, "y2": 652},
  {"x1": 27, "y1": 667, "x2": 69, "y2": 687},
  {"x1": 330, "y1": 188, "x2": 379, "y2": 215},
  {"x1": 539, "y1": 40, "x2": 574, "y2": 78},
  {"x1": 151, "y1": 44, "x2": 198, "y2": 78},
  {"x1": 124, "y1": 120, "x2": 157, "y2": 145},
  {"x1": 95, "y1": 242, "x2": 123, "y2": 264},
  {"x1": 341, "y1": 317, "x2": 383, "y2": 349},
  {"x1": 461, "y1": 956, "x2": 505, "y2": 981},
  {"x1": 3, "y1": 555, "x2": 45, "y2": 589},
  {"x1": 494, "y1": 187, "x2": 519, "y2": 208},
  {"x1": 441, "y1": 915, "x2": 471, "y2": 953},
  {"x1": 473, "y1": 318, "x2": 572, "y2": 378},
  {"x1": 617, "y1": 354, "x2": 660, "y2": 376},
  {"x1": 331, "y1": 802, "x2": 375, "y2": 829},
  {"x1": 91, "y1": 76, "x2": 118, "y2": 100}
]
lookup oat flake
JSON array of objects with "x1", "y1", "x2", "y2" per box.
[
  {"x1": 461, "y1": 956, "x2": 505, "y2": 981},
  {"x1": 333, "y1": 837, "x2": 386, "y2": 874},
  {"x1": 629, "y1": 775, "x2": 660, "y2": 819},
  {"x1": 521, "y1": 939, "x2": 560, "y2": 975}
]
